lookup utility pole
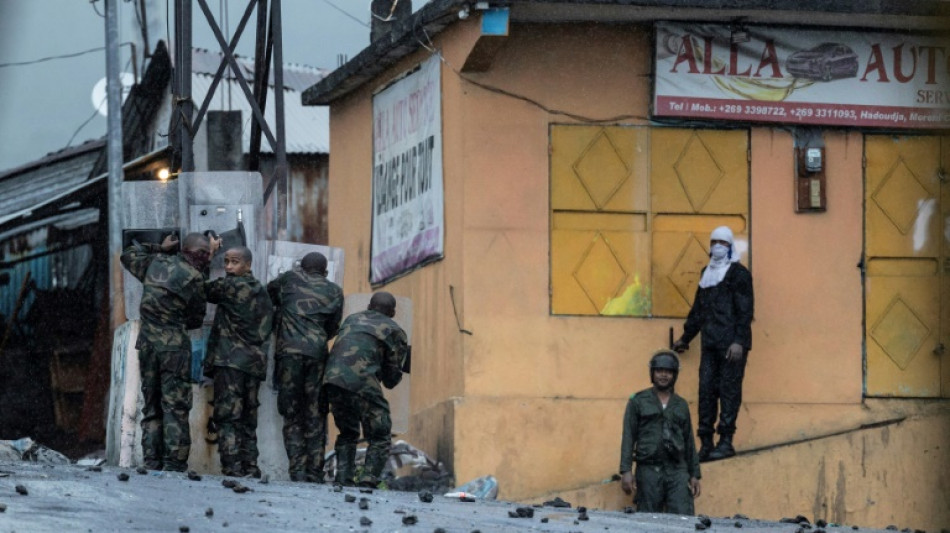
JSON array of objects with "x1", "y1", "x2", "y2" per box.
[{"x1": 105, "y1": 0, "x2": 125, "y2": 328}]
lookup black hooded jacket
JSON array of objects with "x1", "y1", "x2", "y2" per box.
[{"x1": 681, "y1": 262, "x2": 754, "y2": 351}]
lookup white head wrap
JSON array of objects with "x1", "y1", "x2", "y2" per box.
[{"x1": 698, "y1": 226, "x2": 740, "y2": 288}]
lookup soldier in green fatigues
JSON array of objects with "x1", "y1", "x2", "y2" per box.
[
  {"x1": 323, "y1": 292, "x2": 408, "y2": 487},
  {"x1": 267, "y1": 252, "x2": 343, "y2": 482},
  {"x1": 204, "y1": 246, "x2": 273, "y2": 477},
  {"x1": 619, "y1": 350, "x2": 702, "y2": 515},
  {"x1": 121, "y1": 233, "x2": 218, "y2": 472}
]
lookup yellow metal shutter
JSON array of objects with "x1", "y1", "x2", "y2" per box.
[
  {"x1": 650, "y1": 129, "x2": 749, "y2": 317},
  {"x1": 864, "y1": 135, "x2": 945, "y2": 397},
  {"x1": 551, "y1": 126, "x2": 650, "y2": 315}
]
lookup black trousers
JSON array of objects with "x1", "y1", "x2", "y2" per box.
[{"x1": 697, "y1": 344, "x2": 747, "y2": 437}]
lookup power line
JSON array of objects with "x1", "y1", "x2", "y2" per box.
[
  {"x1": 0, "y1": 43, "x2": 133, "y2": 69},
  {"x1": 90, "y1": 0, "x2": 105, "y2": 18},
  {"x1": 321, "y1": 0, "x2": 369, "y2": 28},
  {"x1": 66, "y1": 56, "x2": 134, "y2": 148}
]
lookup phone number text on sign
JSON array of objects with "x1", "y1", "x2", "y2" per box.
[{"x1": 655, "y1": 96, "x2": 948, "y2": 128}]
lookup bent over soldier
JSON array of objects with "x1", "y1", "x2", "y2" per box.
[
  {"x1": 204, "y1": 246, "x2": 273, "y2": 477},
  {"x1": 620, "y1": 350, "x2": 701, "y2": 515},
  {"x1": 323, "y1": 292, "x2": 407, "y2": 487},
  {"x1": 121, "y1": 232, "x2": 217, "y2": 471},
  {"x1": 267, "y1": 252, "x2": 343, "y2": 482}
]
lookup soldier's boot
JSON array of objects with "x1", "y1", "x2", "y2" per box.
[
  {"x1": 243, "y1": 463, "x2": 262, "y2": 479},
  {"x1": 220, "y1": 455, "x2": 244, "y2": 477},
  {"x1": 162, "y1": 460, "x2": 188, "y2": 472},
  {"x1": 306, "y1": 455, "x2": 326, "y2": 484},
  {"x1": 334, "y1": 447, "x2": 357, "y2": 486},
  {"x1": 697, "y1": 434, "x2": 715, "y2": 462},
  {"x1": 707, "y1": 434, "x2": 736, "y2": 461}
]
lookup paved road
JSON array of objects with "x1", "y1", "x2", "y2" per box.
[{"x1": 0, "y1": 461, "x2": 893, "y2": 533}]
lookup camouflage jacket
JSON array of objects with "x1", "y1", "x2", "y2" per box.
[
  {"x1": 267, "y1": 270, "x2": 343, "y2": 358},
  {"x1": 323, "y1": 309, "x2": 407, "y2": 396},
  {"x1": 120, "y1": 243, "x2": 207, "y2": 352},
  {"x1": 619, "y1": 388, "x2": 701, "y2": 479},
  {"x1": 204, "y1": 272, "x2": 273, "y2": 379}
]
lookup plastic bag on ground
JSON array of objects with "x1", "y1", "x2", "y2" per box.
[{"x1": 446, "y1": 475, "x2": 498, "y2": 500}]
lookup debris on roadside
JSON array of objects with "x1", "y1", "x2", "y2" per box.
[
  {"x1": 0, "y1": 438, "x2": 70, "y2": 465},
  {"x1": 508, "y1": 507, "x2": 534, "y2": 518},
  {"x1": 360, "y1": 516, "x2": 372, "y2": 526},
  {"x1": 187, "y1": 470, "x2": 202, "y2": 481},
  {"x1": 15, "y1": 484, "x2": 28, "y2": 495},
  {"x1": 418, "y1": 490, "x2": 434, "y2": 503},
  {"x1": 542, "y1": 496, "x2": 571, "y2": 508},
  {"x1": 117, "y1": 472, "x2": 130, "y2": 482}
]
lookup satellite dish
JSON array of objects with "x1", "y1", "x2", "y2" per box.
[{"x1": 90, "y1": 73, "x2": 135, "y2": 116}]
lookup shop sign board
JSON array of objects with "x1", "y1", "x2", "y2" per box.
[
  {"x1": 371, "y1": 55, "x2": 444, "y2": 284},
  {"x1": 654, "y1": 22, "x2": 950, "y2": 128}
]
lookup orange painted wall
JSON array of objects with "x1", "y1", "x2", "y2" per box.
[{"x1": 323, "y1": 18, "x2": 948, "y2": 527}]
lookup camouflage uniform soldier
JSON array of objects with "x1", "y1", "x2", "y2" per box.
[
  {"x1": 204, "y1": 246, "x2": 273, "y2": 477},
  {"x1": 267, "y1": 252, "x2": 343, "y2": 482},
  {"x1": 120, "y1": 233, "x2": 217, "y2": 471},
  {"x1": 619, "y1": 350, "x2": 701, "y2": 514},
  {"x1": 324, "y1": 292, "x2": 407, "y2": 487}
]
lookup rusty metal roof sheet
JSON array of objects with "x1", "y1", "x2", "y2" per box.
[{"x1": 0, "y1": 139, "x2": 105, "y2": 218}]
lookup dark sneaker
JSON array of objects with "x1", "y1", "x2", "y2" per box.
[{"x1": 707, "y1": 440, "x2": 736, "y2": 461}]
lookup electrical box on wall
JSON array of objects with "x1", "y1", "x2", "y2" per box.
[{"x1": 794, "y1": 142, "x2": 827, "y2": 213}]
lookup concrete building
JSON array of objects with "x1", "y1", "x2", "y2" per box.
[{"x1": 303, "y1": 0, "x2": 950, "y2": 529}]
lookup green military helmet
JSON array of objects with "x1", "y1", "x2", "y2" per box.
[
  {"x1": 649, "y1": 349, "x2": 680, "y2": 372},
  {"x1": 649, "y1": 349, "x2": 680, "y2": 390}
]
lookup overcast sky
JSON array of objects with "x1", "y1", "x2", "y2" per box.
[{"x1": 0, "y1": 0, "x2": 411, "y2": 173}]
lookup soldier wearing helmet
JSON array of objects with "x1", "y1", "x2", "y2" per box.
[{"x1": 619, "y1": 350, "x2": 701, "y2": 514}]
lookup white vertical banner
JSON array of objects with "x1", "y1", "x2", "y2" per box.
[{"x1": 371, "y1": 55, "x2": 444, "y2": 284}]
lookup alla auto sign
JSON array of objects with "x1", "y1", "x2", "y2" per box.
[{"x1": 653, "y1": 22, "x2": 950, "y2": 128}]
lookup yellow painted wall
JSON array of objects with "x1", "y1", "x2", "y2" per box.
[
  {"x1": 532, "y1": 401, "x2": 950, "y2": 532},
  {"x1": 324, "y1": 19, "x2": 949, "y2": 528}
]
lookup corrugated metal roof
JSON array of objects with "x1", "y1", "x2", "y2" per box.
[
  {"x1": 0, "y1": 140, "x2": 104, "y2": 218},
  {"x1": 191, "y1": 48, "x2": 329, "y2": 93},
  {"x1": 188, "y1": 72, "x2": 329, "y2": 154}
]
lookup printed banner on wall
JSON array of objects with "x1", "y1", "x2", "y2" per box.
[
  {"x1": 654, "y1": 22, "x2": 950, "y2": 128},
  {"x1": 371, "y1": 55, "x2": 444, "y2": 284}
]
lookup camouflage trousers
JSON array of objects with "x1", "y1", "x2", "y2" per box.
[
  {"x1": 326, "y1": 384, "x2": 391, "y2": 486},
  {"x1": 138, "y1": 345, "x2": 193, "y2": 471},
  {"x1": 212, "y1": 367, "x2": 261, "y2": 476},
  {"x1": 634, "y1": 463, "x2": 695, "y2": 515},
  {"x1": 276, "y1": 353, "x2": 328, "y2": 481}
]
